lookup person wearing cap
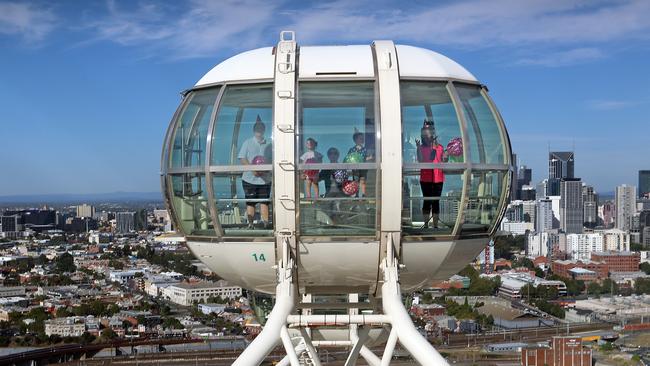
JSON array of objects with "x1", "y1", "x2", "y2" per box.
[
  {"x1": 415, "y1": 120, "x2": 448, "y2": 228},
  {"x1": 238, "y1": 117, "x2": 272, "y2": 229}
]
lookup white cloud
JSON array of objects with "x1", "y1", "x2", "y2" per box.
[
  {"x1": 0, "y1": 1, "x2": 57, "y2": 41},
  {"x1": 515, "y1": 47, "x2": 605, "y2": 67},
  {"x1": 19, "y1": 0, "x2": 650, "y2": 64},
  {"x1": 286, "y1": 0, "x2": 650, "y2": 46},
  {"x1": 587, "y1": 99, "x2": 644, "y2": 110},
  {"x1": 83, "y1": 0, "x2": 281, "y2": 59}
]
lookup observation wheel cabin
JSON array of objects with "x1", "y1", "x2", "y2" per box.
[{"x1": 161, "y1": 34, "x2": 512, "y2": 295}]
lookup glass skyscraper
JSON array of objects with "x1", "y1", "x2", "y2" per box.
[
  {"x1": 639, "y1": 170, "x2": 650, "y2": 199},
  {"x1": 548, "y1": 151, "x2": 574, "y2": 195}
]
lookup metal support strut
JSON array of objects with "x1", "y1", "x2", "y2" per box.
[{"x1": 232, "y1": 233, "x2": 450, "y2": 365}]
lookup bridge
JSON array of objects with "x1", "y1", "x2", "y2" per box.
[{"x1": 0, "y1": 337, "x2": 202, "y2": 366}]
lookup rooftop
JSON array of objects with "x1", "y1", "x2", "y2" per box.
[
  {"x1": 592, "y1": 251, "x2": 638, "y2": 256},
  {"x1": 170, "y1": 280, "x2": 234, "y2": 290}
]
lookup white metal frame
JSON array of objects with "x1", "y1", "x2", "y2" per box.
[{"x1": 229, "y1": 34, "x2": 451, "y2": 366}]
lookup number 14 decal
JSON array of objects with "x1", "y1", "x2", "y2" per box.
[{"x1": 251, "y1": 253, "x2": 266, "y2": 262}]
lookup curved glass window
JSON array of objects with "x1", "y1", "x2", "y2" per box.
[
  {"x1": 169, "y1": 173, "x2": 214, "y2": 236},
  {"x1": 211, "y1": 84, "x2": 274, "y2": 165},
  {"x1": 456, "y1": 84, "x2": 505, "y2": 164},
  {"x1": 170, "y1": 88, "x2": 220, "y2": 169},
  {"x1": 461, "y1": 170, "x2": 507, "y2": 234},
  {"x1": 402, "y1": 170, "x2": 463, "y2": 235},
  {"x1": 401, "y1": 81, "x2": 465, "y2": 235},
  {"x1": 210, "y1": 84, "x2": 274, "y2": 237},
  {"x1": 401, "y1": 81, "x2": 464, "y2": 164},
  {"x1": 298, "y1": 81, "x2": 377, "y2": 236}
]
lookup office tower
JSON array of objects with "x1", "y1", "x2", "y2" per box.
[
  {"x1": 76, "y1": 204, "x2": 95, "y2": 218},
  {"x1": 639, "y1": 170, "x2": 650, "y2": 199},
  {"x1": 560, "y1": 178, "x2": 583, "y2": 234},
  {"x1": 2, "y1": 209, "x2": 56, "y2": 232},
  {"x1": 537, "y1": 198, "x2": 553, "y2": 233},
  {"x1": 548, "y1": 151, "x2": 574, "y2": 195},
  {"x1": 518, "y1": 165, "x2": 532, "y2": 186},
  {"x1": 536, "y1": 179, "x2": 548, "y2": 200},
  {"x1": 134, "y1": 209, "x2": 148, "y2": 231},
  {"x1": 116, "y1": 212, "x2": 135, "y2": 234},
  {"x1": 1, "y1": 215, "x2": 22, "y2": 232},
  {"x1": 582, "y1": 184, "x2": 598, "y2": 229},
  {"x1": 515, "y1": 165, "x2": 533, "y2": 200},
  {"x1": 616, "y1": 184, "x2": 637, "y2": 231},
  {"x1": 520, "y1": 186, "x2": 536, "y2": 201}
]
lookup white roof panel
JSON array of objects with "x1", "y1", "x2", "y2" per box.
[
  {"x1": 195, "y1": 47, "x2": 275, "y2": 86},
  {"x1": 298, "y1": 45, "x2": 375, "y2": 78},
  {"x1": 195, "y1": 43, "x2": 478, "y2": 87},
  {"x1": 396, "y1": 45, "x2": 477, "y2": 82}
]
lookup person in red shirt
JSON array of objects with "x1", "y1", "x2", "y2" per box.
[{"x1": 416, "y1": 120, "x2": 448, "y2": 228}]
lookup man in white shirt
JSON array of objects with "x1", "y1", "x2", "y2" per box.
[{"x1": 238, "y1": 119, "x2": 272, "y2": 229}]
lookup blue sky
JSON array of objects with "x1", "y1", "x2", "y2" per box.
[{"x1": 0, "y1": 0, "x2": 649, "y2": 196}]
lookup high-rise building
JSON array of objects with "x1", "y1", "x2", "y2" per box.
[
  {"x1": 615, "y1": 184, "x2": 636, "y2": 231},
  {"x1": 639, "y1": 170, "x2": 650, "y2": 199},
  {"x1": 548, "y1": 152, "x2": 574, "y2": 196},
  {"x1": 536, "y1": 179, "x2": 548, "y2": 200},
  {"x1": 1, "y1": 215, "x2": 22, "y2": 232},
  {"x1": 560, "y1": 178, "x2": 583, "y2": 234},
  {"x1": 518, "y1": 165, "x2": 532, "y2": 186},
  {"x1": 2, "y1": 209, "x2": 56, "y2": 232},
  {"x1": 116, "y1": 212, "x2": 135, "y2": 234},
  {"x1": 537, "y1": 199, "x2": 553, "y2": 233},
  {"x1": 582, "y1": 184, "x2": 598, "y2": 229},
  {"x1": 549, "y1": 152, "x2": 575, "y2": 179},
  {"x1": 76, "y1": 204, "x2": 95, "y2": 218},
  {"x1": 515, "y1": 164, "x2": 533, "y2": 200},
  {"x1": 566, "y1": 233, "x2": 603, "y2": 260},
  {"x1": 134, "y1": 209, "x2": 148, "y2": 231}
]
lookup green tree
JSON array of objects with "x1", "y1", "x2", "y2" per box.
[
  {"x1": 162, "y1": 317, "x2": 183, "y2": 330},
  {"x1": 640, "y1": 262, "x2": 650, "y2": 275},
  {"x1": 634, "y1": 278, "x2": 650, "y2": 295},
  {"x1": 587, "y1": 282, "x2": 602, "y2": 295},
  {"x1": 108, "y1": 260, "x2": 125, "y2": 270},
  {"x1": 100, "y1": 328, "x2": 117, "y2": 340},
  {"x1": 54, "y1": 253, "x2": 76, "y2": 274}
]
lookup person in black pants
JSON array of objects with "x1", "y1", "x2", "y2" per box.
[{"x1": 416, "y1": 121, "x2": 447, "y2": 228}]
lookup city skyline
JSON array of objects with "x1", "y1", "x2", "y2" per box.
[{"x1": 1, "y1": 1, "x2": 650, "y2": 195}]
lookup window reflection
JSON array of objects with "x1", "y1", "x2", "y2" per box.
[
  {"x1": 298, "y1": 82, "x2": 377, "y2": 236},
  {"x1": 170, "y1": 174, "x2": 214, "y2": 236},
  {"x1": 170, "y1": 88, "x2": 220, "y2": 169},
  {"x1": 401, "y1": 82, "x2": 464, "y2": 164},
  {"x1": 210, "y1": 84, "x2": 274, "y2": 236},
  {"x1": 212, "y1": 174, "x2": 273, "y2": 236},
  {"x1": 455, "y1": 84, "x2": 505, "y2": 164},
  {"x1": 462, "y1": 170, "x2": 506, "y2": 234},
  {"x1": 402, "y1": 171, "x2": 463, "y2": 235},
  {"x1": 211, "y1": 84, "x2": 273, "y2": 165}
]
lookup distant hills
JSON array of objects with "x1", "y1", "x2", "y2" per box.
[{"x1": 0, "y1": 191, "x2": 163, "y2": 204}]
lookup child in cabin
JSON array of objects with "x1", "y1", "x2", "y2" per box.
[
  {"x1": 346, "y1": 129, "x2": 371, "y2": 197},
  {"x1": 300, "y1": 137, "x2": 323, "y2": 199}
]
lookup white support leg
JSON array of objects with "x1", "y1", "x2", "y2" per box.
[
  {"x1": 380, "y1": 329, "x2": 399, "y2": 366},
  {"x1": 299, "y1": 328, "x2": 322, "y2": 366},
  {"x1": 280, "y1": 325, "x2": 301, "y2": 366},
  {"x1": 345, "y1": 325, "x2": 370, "y2": 366},
  {"x1": 380, "y1": 252, "x2": 449, "y2": 366},
  {"x1": 232, "y1": 254, "x2": 296, "y2": 366}
]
